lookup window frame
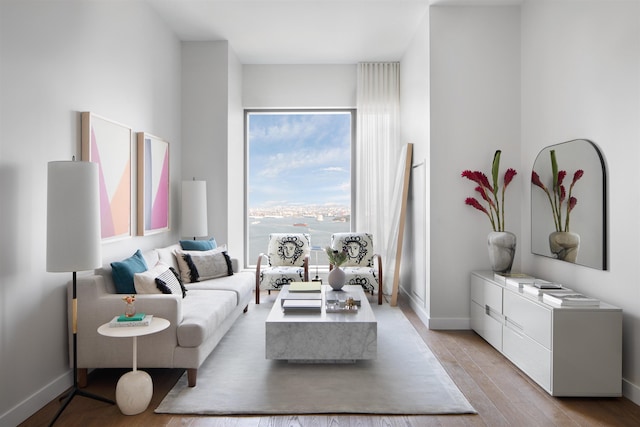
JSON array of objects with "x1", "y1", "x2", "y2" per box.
[{"x1": 244, "y1": 108, "x2": 356, "y2": 268}]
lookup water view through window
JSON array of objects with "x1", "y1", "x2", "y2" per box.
[{"x1": 246, "y1": 110, "x2": 354, "y2": 266}]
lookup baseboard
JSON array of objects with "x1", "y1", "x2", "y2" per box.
[
  {"x1": 623, "y1": 377, "x2": 640, "y2": 406},
  {"x1": 399, "y1": 287, "x2": 471, "y2": 330},
  {"x1": 0, "y1": 370, "x2": 71, "y2": 427}
]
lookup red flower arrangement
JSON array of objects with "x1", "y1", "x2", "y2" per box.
[
  {"x1": 531, "y1": 149, "x2": 583, "y2": 232},
  {"x1": 462, "y1": 150, "x2": 517, "y2": 232}
]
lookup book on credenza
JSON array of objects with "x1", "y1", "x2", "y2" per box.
[
  {"x1": 542, "y1": 292, "x2": 600, "y2": 307},
  {"x1": 493, "y1": 272, "x2": 531, "y2": 285},
  {"x1": 282, "y1": 299, "x2": 322, "y2": 312},
  {"x1": 504, "y1": 276, "x2": 537, "y2": 291},
  {"x1": 288, "y1": 281, "x2": 322, "y2": 293},
  {"x1": 109, "y1": 314, "x2": 153, "y2": 327},
  {"x1": 522, "y1": 284, "x2": 573, "y2": 299}
]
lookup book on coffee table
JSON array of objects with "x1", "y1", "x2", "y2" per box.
[
  {"x1": 279, "y1": 288, "x2": 322, "y2": 306},
  {"x1": 282, "y1": 299, "x2": 322, "y2": 312},
  {"x1": 288, "y1": 282, "x2": 322, "y2": 293}
]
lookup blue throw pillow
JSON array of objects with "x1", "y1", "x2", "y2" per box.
[
  {"x1": 180, "y1": 238, "x2": 217, "y2": 251},
  {"x1": 111, "y1": 250, "x2": 148, "y2": 294}
]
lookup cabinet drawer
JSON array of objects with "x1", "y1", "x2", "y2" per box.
[
  {"x1": 471, "y1": 274, "x2": 503, "y2": 314},
  {"x1": 504, "y1": 290, "x2": 551, "y2": 349},
  {"x1": 471, "y1": 301, "x2": 502, "y2": 351},
  {"x1": 503, "y1": 325, "x2": 551, "y2": 392}
]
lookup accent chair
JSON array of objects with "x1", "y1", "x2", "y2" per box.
[
  {"x1": 330, "y1": 232, "x2": 383, "y2": 305},
  {"x1": 255, "y1": 233, "x2": 310, "y2": 304}
]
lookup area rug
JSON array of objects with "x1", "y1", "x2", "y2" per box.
[{"x1": 155, "y1": 301, "x2": 476, "y2": 415}]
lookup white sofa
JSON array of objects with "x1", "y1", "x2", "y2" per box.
[{"x1": 68, "y1": 244, "x2": 254, "y2": 387}]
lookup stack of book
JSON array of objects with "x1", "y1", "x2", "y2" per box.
[
  {"x1": 493, "y1": 272, "x2": 531, "y2": 285},
  {"x1": 109, "y1": 313, "x2": 153, "y2": 327},
  {"x1": 288, "y1": 281, "x2": 322, "y2": 293},
  {"x1": 542, "y1": 292, "x2": 600, "y2": 307},
  {"x1": 281, "y1": 282, "x2": 322, "y2": 312},
  {"x1": 504, "y1": 276, "x2": 536, "y2": 291},
  {"x1": 522, "y1": 283, "x2": 572, "y2": 300}
]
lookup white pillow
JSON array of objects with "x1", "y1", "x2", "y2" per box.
[
  {"x1": 134, "y1": 262, "x2": 185, "y2": 297},
  {"x1": 174, "y1": 245, "x2": 233, "y2": 283}
]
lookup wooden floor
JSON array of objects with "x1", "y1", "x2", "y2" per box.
[{"x1": 21, "y1": 292, "x2": 640, "y2": 427}]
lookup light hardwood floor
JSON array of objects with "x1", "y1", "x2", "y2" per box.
[{"x1": 21, "y1": 292, "x2": 640, "y2": 427}]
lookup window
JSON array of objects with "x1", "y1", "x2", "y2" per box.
[{"x1": 245, "y1": 110, "x2": 355, "y2": 267}]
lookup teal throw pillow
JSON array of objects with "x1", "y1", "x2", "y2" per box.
[
  {"x1": 180, "y1": 238, "x2": 217, "y2": 251},
  {"x1": 111, "y1": 249, "x2": 148, "y2": 294}
]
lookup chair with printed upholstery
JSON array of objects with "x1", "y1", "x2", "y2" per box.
[
  {"x1": 330, "y1": 232, "x2": 383, "y2": 305},
  {"x1": 255, "y1": 233, "x2": 310, "y2": 304}
]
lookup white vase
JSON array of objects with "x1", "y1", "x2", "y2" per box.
[
  {"x1": 328, "y1": 267, "x2": 346, "y2": 291},
  {"x1": 487, "y1": 231, "x2": 516, "y2": 273},
  {"x1": 549, "y1": 231, "x2": 580, "y2": 263}
]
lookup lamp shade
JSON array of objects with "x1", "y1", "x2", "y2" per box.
[
  {"x1": 47, "y1": 161, "x2": 101, "y2": 272},
  {"x1": 181, "y1": 180, "x2": 208, "y2": 238}
]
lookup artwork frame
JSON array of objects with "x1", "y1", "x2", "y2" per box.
[
  {"x1": 81, "y1": 112, "x2": 132, "y2": 241},
  {"x1": 137, "y1": 132, "x2": 170, "y2": 236}
]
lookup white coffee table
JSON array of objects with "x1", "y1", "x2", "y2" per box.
[
  {"x1": 265, "y1": 285, "x2": 377, "y2": 361},
  {"x1": 97, "y1": 317, "x2": 170, "y2": 415}
]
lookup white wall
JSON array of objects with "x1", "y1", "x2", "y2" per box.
[
  {"x1": 520, "y1": 0, "x2": 640, "y2": 404},
  {"x1": 0, "y1": 1, "x2": 181, "y2": 425},
  {"x1": 182, "y1": 41, "x2": 233, "y2": 247},
  {"x1": 429, "y1": 5, "x2": 521, "y2": 327},
  {"x1": 243, "y1": 65, "x2": 357, "y2": 109},
  {"x1": 400, "y1": 11, "x2": 431, "y2": 323}
]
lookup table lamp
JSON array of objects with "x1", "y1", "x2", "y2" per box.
[
  {"x1": 46, "y1": 160, "x2": 114, "y2": 426},
  {"x1": 181, "y1": 179, "x2": 208, "y2": 240}
]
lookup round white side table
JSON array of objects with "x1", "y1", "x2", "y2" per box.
[{"x1": 97, "y1": 317, "x2": 170, "y2": 415}]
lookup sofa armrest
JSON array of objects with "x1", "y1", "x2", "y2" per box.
[
  {"x1": 72, "y1": 275, "x2": 183, "y2": 326},
  {"x1": 70, "y1": 275, "x2": 183, "y2": 369}
]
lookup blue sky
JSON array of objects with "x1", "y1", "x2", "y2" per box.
[{"x1": 248, "y1": 112, "x2": 352, "y2": 209}]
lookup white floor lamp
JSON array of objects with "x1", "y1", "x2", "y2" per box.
[
  {"x1": 181, "y1": 179, "x2": 208, "y2": 240},
  {"x1": 46, "y1": 160, "x2": 114, "y2": 426}
]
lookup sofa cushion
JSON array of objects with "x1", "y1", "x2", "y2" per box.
[
  {"x1": 176, "y1": 290, "x2": 237, "y2": 347},
  {"x1": 134, "y1": 262, "x2": 186, "y2": 298},
  {"x1": 180, "y1": 238, "x2": 217, "y2": 251},
  {"x1": 111, "y1": 250, "x2": 148, "y2": 294},
  {"x1": 174, "y1": 247, "x2": 233, "y2": 283},
  {"x1": 186, "y1": 271, "x2": 254, "y2": 305}
]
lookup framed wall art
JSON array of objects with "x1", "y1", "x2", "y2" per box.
[
  {"x1": 81, "y1": 112, "x2": 132, "y2": 241},
  {"x1": 137, "y1": 132, "x2": 170, "y2": 236}
]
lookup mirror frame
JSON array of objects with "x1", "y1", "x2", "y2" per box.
[{"x1": 531, "y1": 139, "x2": 607, "y2": 270}]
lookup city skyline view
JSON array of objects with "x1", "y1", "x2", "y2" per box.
[{"x1": 247, "y1": 111, "x2": 353, "y2": 213}]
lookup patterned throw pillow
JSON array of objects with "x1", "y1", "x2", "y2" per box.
[
  {"x1": 134, "y1": 262, "x2": 187, "y2": 298},
  {"x1": 155, "y1": 266, "x2": 187, "y2": 298},
  {"x1": 174, "y1": 246, "x2": 233, "y2": 283}
]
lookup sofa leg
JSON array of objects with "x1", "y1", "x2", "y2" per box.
[
  {"x1": 78, "y1": 368, "x2": 88, "y2": 388},
  {"x1": 244, "y1": 305, "x2": 248, "y2": 313},
  {"x1": 187, "y1": 369, "x2": 197, "y2": 387}
]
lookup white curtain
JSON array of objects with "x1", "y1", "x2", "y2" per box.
[{"x1": 356, "y1": 62, "x2": 402, "y2": 295}]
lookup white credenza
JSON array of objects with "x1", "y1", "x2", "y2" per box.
[{"x1": 470, "y1": 271, "x2": 622, "y2": 397}]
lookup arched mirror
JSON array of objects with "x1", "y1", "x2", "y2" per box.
[{"x1": 531, "y1": 139, "x2": 607, "y2": 270}]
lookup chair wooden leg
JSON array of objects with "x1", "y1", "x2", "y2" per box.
[{"x1": 187, "y1": 368, "x2": 197, "y2": 387}]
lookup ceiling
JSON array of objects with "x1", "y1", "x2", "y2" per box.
[
  {"x1": 145, "y1": 0, "x2": 525, "y2": 64},
  {"x1": 145, "y1": 0, "x2": 433, "y2": 64}
]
